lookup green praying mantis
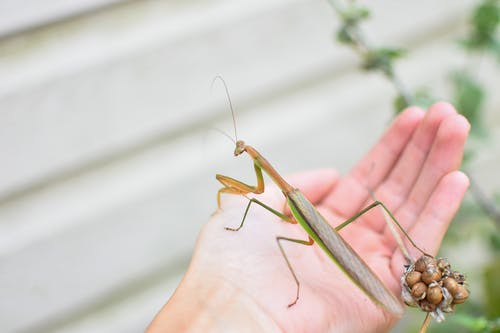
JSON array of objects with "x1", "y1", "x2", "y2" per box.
[{"x1": 212, "y1": 76, "x2": 429, "y2": 316}]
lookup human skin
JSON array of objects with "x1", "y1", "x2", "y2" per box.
[{"x1": 147, "y1": 102, "x2": 470, "y2": 333}]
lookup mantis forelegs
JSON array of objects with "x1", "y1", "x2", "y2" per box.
[
  {"x1": 225, "y1": 197, "x2": 296, "y2": 231},
  {"x1": 216, "y1": 162, "x2": 265, "y2": 209}
]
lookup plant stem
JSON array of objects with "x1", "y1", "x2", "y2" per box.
[
  {"x1": 326, "y1": 0, "x2": 414, "y2": 106},
  {"x1": 419, "y1": 313, "x2": 432, "y2": 333}
]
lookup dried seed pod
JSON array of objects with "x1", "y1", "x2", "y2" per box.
[
  {"x1": 427, "y1": 256, "x2": 437, "y2": 266},
  {"x1": 452, "y1": 285, "x2": 469, "y2": 304},
  {"x1": 452, "y1": 271, "x2": 466, "y2": 284},
  {"x1": 414, "y1": 255, "x2": 434, "y2": 272},
  {"x1": 441, "y1": 267, "x2": 453, "y2": 279},
  {"x1": 421, "y1": 267, "x2": 442, "y2": 284},
  {"x1": 405, "y1": 271, "x2": 422, "y2": 287},
  {"x1": 419, "y1": 299, "x2": 437, "y2": 312},
  {"x1": 401, "y1": 254, "x2": 469, "y2": 320},
  {"x1": 442, "y1": 303, "x2": 455, "y2": 313},
  {"x1": 442, "y1": 277, "x2": 459, "y2": 295},
  {"x1": 436, "y1": 258, "x2": 450, "y2": 271},
  {"x1": 402, "y1": 286, "x2": 418, "y2": 307},
  {"x1": 440, "y1": 287, "x2": 454, "y2": 313},
  {"x1": 411, "y1": 282, "x2": 427, "y2": 300},
  {"x1": 426, "y1": 285, "x2": 443, "y2": 305}
]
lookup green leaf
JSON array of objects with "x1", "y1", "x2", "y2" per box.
[
  {"x1": 472, "y1": 0, "x2": 500, "y2": 38},
  {"x1": 362, "y1": 47, "x2": 405, "y2": 75},
  {"x1": 450, "y1": 71, "x2": 485, "y2": 136},
  {"x1": 393, "y1": 94, "x2": 409, "y2": 113},
  {"x1": 489, "y1": 38, "x2": 500, "y2": 60},
  {"x1": 455, "y1": 314, "x2": 500, "y2": 332},
  {"x1": 483, "y1": 256, "x2": 500, "y2": 319},
  {"x1": 340, "y1": 5, "x2": 370, "y2": 26},
  {"x1": 393, "y1": 88, "x2": 435, "y2": 115},
  {"x1": 491, "y1": 231, "x2": 500, "y2": 252},
  {"x1": 462, "y1": 0, "x2": 500, "y2": 53},
  {"x1": 336, "y1": 25, "x2": 355, "y2": 45},
  {"x1": 335, "y1": 5, "x2": 370, "y2": 46}
]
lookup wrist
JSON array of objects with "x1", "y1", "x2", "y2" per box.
[{"x1": 146, "y1": 270, "x2": 281, "y2": 332}]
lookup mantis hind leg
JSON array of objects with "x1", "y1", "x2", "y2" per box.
[
  {"x1": 276, "y1": 236, "x2": 314, "y2": 307},
  {"x1": 334, "y1": 200, "x2": 429, "y2": 257}
]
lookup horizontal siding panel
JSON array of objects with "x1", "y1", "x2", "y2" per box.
[
  {"x1": 51, "y1": 272, "x2": 185, "y2": 333},
  {"x1": 0, "y1": 0, "x2": 473, "y2": 200},
  {"x1": 0, "y1": 0, "x2": 126, "y2": 38}
]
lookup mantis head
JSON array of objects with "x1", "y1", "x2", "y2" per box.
[{"x1": 234, "y1": 140, "x2": 246, "y2": 156}]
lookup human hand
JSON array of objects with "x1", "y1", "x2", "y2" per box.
[{"x1": 147, "y1": 102, "x2": 470, "y2": 333}]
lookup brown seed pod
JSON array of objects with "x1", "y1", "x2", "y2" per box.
[
  {"x1": 405, "y1": 271, "x2": 422, "y2": 287},
  {"x1": 402, "y1": 286, "x2": 418, "y2": 307},
  {"x1": 411, "y1": 281, "x2": 427, "y2": 300},
  {"x1": 427, "y1": 256, "x2": 437, "y2": 266},
  {"x1": 419, "y1": 299, "x2": 437, "y2": 312},
  {"x1": 437, "y1": 258, "x2": 450, "y2": 271},
  {"x1": 452, "y1": 285, "x2": 469, "y2": 304},
  {"x1": 401, "y1": 255, "x2": 469, "y2": 319},
  {"x1": 442, "y1": 277, "x2": 459, "y2": 295},
  {"x1": 421, "y1": 267, "x2": 442, "y2": 284},
  {"x1": 414, "y1": 255, "x2": 434, "y2": 272},
  {"x1": 426, "y1": 285, "x2": 443, "y2": 305},
  {"x1": 452, "y1": 271, "x2": 466, "y2": 284}
]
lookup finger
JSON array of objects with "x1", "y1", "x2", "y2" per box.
[
  {"x1": 365, "y1": 102, "x2": 463, "y2": 231},
  {"x1": 393, "y1": 112, "x2": 470, "y2": 232},
  {"x1": 324, "y1": 107, "x2": 425, "y2": 217},
  {"x1": 283, "y1": 168, "x2": 339, "y2": 214},
  {"x1": 391, "y1": 171, "x2": 469, "y2": 273},
  {"x1": 375, "y1": 102, "x2": 458, "y2": 208}
]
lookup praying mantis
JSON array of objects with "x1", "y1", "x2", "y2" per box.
[{"x1": 212, "y1": 76, "x2": 430, "y2": 316}]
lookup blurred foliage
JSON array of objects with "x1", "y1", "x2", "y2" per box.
[
  {"x1": 462, "y1": 0, "x2": 500, "y2": 55},
  {"x1": 335, "y1": 4, "x2": 370, "y2": 44},
  {"x1": 484, "y1": 259, "x2": 500, "y2": 318},
  {"x1": 436, "y1": 314, "x2": 500, "y2": 333},
  {"x1": 361, "y1": 47, "x2": 405, "y2": 76},
  {"x1": 450, "y1": 71, "x2": 486, "y2": 137},
  {"x1": 334, "y1": 3, "x2": 404, "y2": 77},
  {"x1": 328, "y1": 0, "x2": 500, "y2": 331},
  {"x1": 394, "y1": 88, "x2": 435, "y2": 113}
]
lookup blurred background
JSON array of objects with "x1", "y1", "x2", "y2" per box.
[{"x1": 0, "y1": 0, "x2": 499, "y2": 332}]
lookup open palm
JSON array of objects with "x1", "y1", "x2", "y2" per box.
[{"x1": 160, "y1": 103, "x2": 469, "y2": 333}]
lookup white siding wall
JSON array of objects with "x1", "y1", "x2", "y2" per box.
[{"x1": 1, "y1": 0, "x2": 498, "y2": 332}]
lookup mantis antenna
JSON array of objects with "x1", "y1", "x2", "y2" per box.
[{"x1": 211, "y1": 75, "x2": 239, "y2": 142}]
